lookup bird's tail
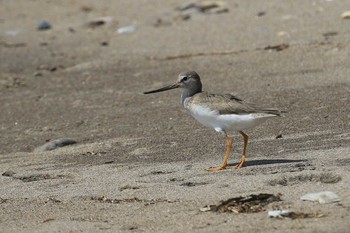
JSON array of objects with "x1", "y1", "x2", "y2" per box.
[{"x1": 259, "y1": 108, "x2": 286, "y2": 117}]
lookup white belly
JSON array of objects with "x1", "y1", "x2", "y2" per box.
[{"x1": 188, "y1": 105, "x2": 276, "y2": 132}]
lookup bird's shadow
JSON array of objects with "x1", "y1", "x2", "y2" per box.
[{"x1": 228, "y1": 159, "x2": 307, "y2": 167}]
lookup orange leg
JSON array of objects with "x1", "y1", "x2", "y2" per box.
[
  {"x1": 227, "y1": 131, "x2": 248, "y2": 169},
  {"x1": 208, "y1": 136, "x2": 233, "y2": 172}
]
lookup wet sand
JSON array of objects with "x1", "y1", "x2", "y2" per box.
[{"x1": 1, "y1": 1, "x2": 350, "y2": 232}]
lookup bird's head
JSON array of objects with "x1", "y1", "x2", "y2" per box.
[{"x1": 144, "y1": 71, "x2": 202, "y2": 94}]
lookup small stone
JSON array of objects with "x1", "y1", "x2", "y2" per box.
[
  {"x1": 38, "y1": 21, "x2": 52, "y2": 31},
  {"x1": 33, "y1": 72, "x2": 43, "y2": 77},
  {"x1": 81, "y1": 6, "x2": 93, "y2": 12},
  {"x1": 341, "y1": 11, "x2": 350, "y2": 19},
  {"x1": 117, "y1": 25, "x2": 136, "y2": 34},
  {"x1": 200, "y1": 205, "x2": 212, "y2": 212},
  {"x1": 181, "y1": 14, "x2": 191, "y2": 20},
  {"x1": 104, "y1": 160, "x2": 114, "y2": 164},
  {"x1": 34, "y1": 138, "x2": 77, "y2": 152},
  {"x1": 277, "y1": 31, "x2": 288, "y2": 37},
  {"x1": 2, "y1": 171, "x2": 16, "y2": 177},
  {"x1": 257, "y1": 11, "x2": 266, "y2": 17},
  {"x1": 37, "y1": 64, "x2": 49, "y2": 70},
  {"x1": 153, "y1": 18, "x2": 172, "y2": 27},
  {"x1": 301, "y1": 191, "x2": 340, "y2": 204},
  {"x1": 68, "y1": 27, "x2": 75, "y2": 33},
  {"x1": 87, "y1": 16, "x2": 114, "y2": 28},
  {"x1": 50, "y1": 67, "x2": 57, "y2": 72}
]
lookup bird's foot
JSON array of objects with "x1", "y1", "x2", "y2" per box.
[
  {"x1": 227, "y1": 159, "x2": 246, "y2": 169},
  {"x1": 208, "y1": 165, "x2": 227, "y2": 172}
]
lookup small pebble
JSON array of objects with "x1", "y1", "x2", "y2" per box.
[
  {"x1": 33, "y1": 72, "x2": 43, "y2": 77},
  {"x1": 50, "y1": 67, "x2": 57, "y2": 72},
  {"x1": 2, "y1": 171, "x2": 16, "y2": 177},
  {"x1": 200, "y1": 205, "x2": 212, "y2": 212},
  {"x1": 68, "y1": 27, "x2": 76, "y2": 33},
  {"x1": 257, "y1": 11, "x2": 266, "y2": 17},
  {"x1": 277, "y1": 31, "x2": 289, "y2": 37},
  {"x1": 81, "y1": 6, "x2": 93, "y2": 12},
  {"x1": 341, "y1": 11, "x2": 350, "y2": 19},
  {"x1": 34, "y1": 138, "x2": 77, "y2": 152},
  {"x1": 38, "y1": 21, "x2": 52, "y2": 30},
  {"x1": 88, "y1": 16, "x2": 113, "y2": 28},
  {"x1": 117, "y1": 25, "x2": 136, "y2": 34}
]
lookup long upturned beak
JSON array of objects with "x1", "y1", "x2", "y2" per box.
[{"x1": 143, "y1": 82, "x2": 180, "y2": 94}]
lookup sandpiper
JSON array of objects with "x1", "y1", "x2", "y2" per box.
[{"x1": 144, "y1": 71, "x2": 282, "y2": 171}]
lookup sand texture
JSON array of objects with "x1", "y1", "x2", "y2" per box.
[{"x1": 1, "y1": 1, "x2": 350, "y2": 232}]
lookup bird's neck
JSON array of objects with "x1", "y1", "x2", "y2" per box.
[{"x1": 181, "y1": 86, "x2": 202, "y2": 105}]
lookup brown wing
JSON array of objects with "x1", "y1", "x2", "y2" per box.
[{"x1": 188, "y1": 92, "x2": 281, "y2": 116}]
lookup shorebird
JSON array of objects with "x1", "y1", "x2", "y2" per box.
[{"x1": 144, "y1": 71, "x2": 282, "y2": 171}]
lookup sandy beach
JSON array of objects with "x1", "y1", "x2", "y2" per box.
[{"x1": 1, "y1": 0, "x2": 350, "y2": 232}]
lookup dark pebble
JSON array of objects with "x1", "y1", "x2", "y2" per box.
[
  {"x1": 276, "y1": 134, "x2": 283, "y2": 139},
  {"x1": 50, "y1": 67, "x2": 57, "y2": 72},
  {"x1": 257, "y1": 11, "x2": 266, "y2": 17},
  {"x1": 2, "y1": 171, "x2": 16, "y2": 177},
  {"x1": 38, "y1": 21, "x2": 52, "y2": 31}
]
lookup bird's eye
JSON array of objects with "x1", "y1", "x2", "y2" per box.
[{"x1": 182, "y1": 77, "x2": 188, "y2": 82}]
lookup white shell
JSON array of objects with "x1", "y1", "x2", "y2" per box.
[{"x1": 300, "y1": 191, "x2": 340, "y2": 204}]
